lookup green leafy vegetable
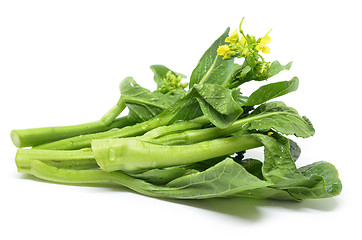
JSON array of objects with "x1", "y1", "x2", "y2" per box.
[{"x1": 11, "y1": 20, "x2": 342, "y2": 202}]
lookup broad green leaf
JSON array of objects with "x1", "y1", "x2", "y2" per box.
[
  {"x1": 253, "y1": 133, "x2": 303, "y2": 185},
  {"x1": 230, "y1": 187, "x2": 298, "y2": 201},
  {"x1": 287, "y1": 161, "x2": 342, "y2": 199},
  {"x1": 164, "y1": 89, "x2": 204, "y2": 124},
  {"x1": 189, "y1": 28, "x2": 234, "y2": 87},
  {"x1": 126, "y1": 104, "x2": 163, "y2": 122},
  {"x1": 241, "y1": 102, "x2": 315, "y2": 138},
  {"x1": 249, "y1": 101, "x2": 300, "y2": 116},
  {"x1": 250, "y1": 133, "x2": 342, "y2": 199},
  {"x1": 193, "y1": 83, "x2": 243, "y2": 128},
  {"x1": 162, "y1": 158, "x2": 271, "y2": 199},
  {"x1": 119, "y1": 77, "x2": 185, "y2": 122},
  {"x1": 244, "y1": 77, "x2": 299, "y2": 106},
  {"x1": 167, "y1": 84, "x2": 244, "y2": 128},
  {"x1": 246, "y1": 113, "x2": 314, "y2": 138}
]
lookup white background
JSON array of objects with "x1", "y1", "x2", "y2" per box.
[{"x1": 1, "y1": 0, "x2": 361, "y2": 239}]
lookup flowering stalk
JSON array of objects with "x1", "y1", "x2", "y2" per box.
[{"x1": 217, "y1": 18, "x2": 272, "y2": 62}]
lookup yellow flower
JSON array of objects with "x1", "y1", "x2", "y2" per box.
[
  {"x1": 217, "y1": 44, "x2": 231, "y2": 56},
  {"x1": 239, "y1": 36, "x2": 247, "y2": 46},
  {"x1": 225, "y1": 30, "x2": 239, "y2": 43},
  {"x1": 256, "y1": 35, "x2": 271, "y2": 54}
]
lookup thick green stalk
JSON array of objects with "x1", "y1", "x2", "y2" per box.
[
  {"x1": 100, "y1": 97, "x2": 126, "y2": 125},
  {"x1": 92, "y1": 135, "x2": 262, "y2": 172},
  {"x1": 139, "y1": 116, "x2": 210, "y2": 140},
  {"x1": 21, "y1": 160, "x2": 166, "y2": 198},
  {"x1": 150, "y1": 111, "x2": 289, "y2": 145},
  {"x1": 11, "y1": 116, "x2": 132, "y2": 148},
  {"x1": 11, "y1": 98, "x2": 128, "y2": 148},
  {"x1": 16, "y1": 148, "x2": 97, "y2": 171},
  {"x1": 150, "y1": 126, "x2": 231, "y2": 145},
  {"x1": 34, "y1": 115, "x2": 172, "y2": 150},
  {"x1": 33, "y1": 94, "x2": 197, "y2": 150}
]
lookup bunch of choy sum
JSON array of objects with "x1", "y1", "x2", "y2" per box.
[{"x1": 12, "y1": 19, "x2": 342, "y2": 201}]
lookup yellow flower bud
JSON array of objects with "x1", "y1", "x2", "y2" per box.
[{"x1": 249, "y1": 35, "x2": 256, "y2": 44}]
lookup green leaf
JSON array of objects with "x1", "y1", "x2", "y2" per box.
[
  {"x1": 189, "y1": 28, "x2": 234, "y2": 87},
  {"x1": 119, "y1": 77, "x2": 185, "y2": 122},
  {"x1": 267, "y1": 61, "x2": 293, "y2": 78},
  {"x1": 253, "y1": 134, "x2": 303, "y2": 185},
  {"x1": 244, "y1": 77, "x2": 299, "y2": 106},
  {"x1": 249, "y1": 133, "x2": 342, "y2": 199},
  {"x1": 287, "y1": 161, "x2": 342, "y2": 199},
  {"x1": 193, "y1": 83, "x2": 243, "y2": 128},
  {"x1": 242, "y1": 102, "x2": 315, "y2": 138},
  {"x1": 161, "y1": 158, "x2": 271, "y2": 199},
  {"x1": 128, "y1": 167, "x2": 196, "y2": 185},
  {"x1": 230, "y1": 187, "x2": 298, "y2": 201},
  {"x1": 289, "y1": 138, "x2": 301, "y2": 161},
  {"x1": 167, "y1": 84, "x2": 244, "y2": 128},
  {"x1": 168, "y1": 98, "x2": 203, "y2": 124},
  {"x1": 248, "y1": 101, "x2": 299, "y2": 116}
]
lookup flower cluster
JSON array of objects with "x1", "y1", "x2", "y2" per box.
[
  {"x1": 157, "y1": 71, "x2": 188, "y2": 94},
  {"x1": 217, "y1": 20, "x2": 271, "y2": 61}
]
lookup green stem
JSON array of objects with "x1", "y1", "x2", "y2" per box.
[
  {"x1": 34, "y1": 93, "x2": 195, "y2": 150},
  {"x1": 92, "y1": 135, "x2": 262, "y2": 172},
  {"x1": 140, "y1": 116, "x2": 210, "y2": 141},
  {"x1": 11, "y1": 98, "x2": 127, "y2": 148},
  {"x1": 23, "y1": 160, "x2": 166, "y2": 198},
  {"x1": 34, "y1": 115, "x2": 171, "y2": 150},
  {"x1": 100, "y1": 97, "x2": 126, "y2": 125},
  {"x1": 16, "y1": 148, "x2": 97, "y2": 171},
  {"x1": 149, "y1": 112, "x2": 276, "y2": 145},
  {"x1": 11, "y1": 120, "x2": 105, "y2": 148}
]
